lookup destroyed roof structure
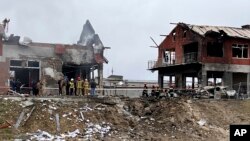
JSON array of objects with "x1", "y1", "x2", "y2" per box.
[
  {"x1": 0, "y1": 20, "x2": 108, "y2": 94},
  {"x1": 149, "y1": 22, "x2": 250, "y2": 94}
]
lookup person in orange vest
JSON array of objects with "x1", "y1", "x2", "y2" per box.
[
  {"x1": 69, "y1": 78, "x2": 74, "y2": 96},
  {"x1": 84, "y1": 79, "x2": 89, "y2": 95},
  {"x1": 77, "y1": 77, "x2": 83, "y2": 96}
]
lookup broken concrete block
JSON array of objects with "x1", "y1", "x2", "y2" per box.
[
  {"x1": 20, "y1": 100, "x2": 34, "y2": 108},
  {"x1": 197, "y1": 119, "x2": 206, "y2": 126}
]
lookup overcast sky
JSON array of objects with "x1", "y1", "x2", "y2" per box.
[{"x1": 1, "y1": 0, "x2": 250, "y2": 80}]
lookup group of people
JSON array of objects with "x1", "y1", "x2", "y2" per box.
[
  {"x1": 58, "y1": 77, "x2": 97, "y2": 96},
  {"x1": 142, "y1": 83, "x2": 169, "y2": 97}
]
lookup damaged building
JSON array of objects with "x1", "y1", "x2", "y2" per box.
[
  {"x1": 0, "y1": 20, "x2": 108, "y2": 94},
  {"x1": 149, "y1": 23, "x2": 250, "y2": 94}
]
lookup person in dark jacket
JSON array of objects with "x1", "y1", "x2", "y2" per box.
[
  {"x1": 151, "y1": 85, "x2": 156, "y2": 97},
  {"x1": 16, "y1": 79, "x2": 22, "y2": 93},
  {"x1": 32, "y1": 81, "x2": 38, "y2": 96},
  {"x1": 65, "y1": 76, "x2": 70, "y2": 95},
  {"x1": 90, "y1": 79, "x2": 97, "y2": 96},
  {"x1": 142, "y1": 83, "x2": 148, "y2": 97}
]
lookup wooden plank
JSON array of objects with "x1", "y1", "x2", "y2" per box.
[
  {"x1": 14, "y1": 110, "x2": 25, "y2": 129},
  {"x1": 22, "y1": 106, "x2": 35, "y2": 126}
]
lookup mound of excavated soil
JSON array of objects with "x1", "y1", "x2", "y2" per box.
[{"x1": 0, "y1": 96, "x2": 250, "y2": 141}]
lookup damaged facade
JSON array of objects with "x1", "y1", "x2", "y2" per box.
[
  {"x1": 149, "y1": 23, "x2": 250, "y2": 94},
  {"x1": 0, "y1": 20, "x2": 108, "y2": 94}
]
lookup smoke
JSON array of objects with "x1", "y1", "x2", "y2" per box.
[
  {"x1": 44, "y1": 67, "x2": 63, "y2": 80},
  {"x1": 69, "y1": 49, "x2": 82, "y2": 65}
]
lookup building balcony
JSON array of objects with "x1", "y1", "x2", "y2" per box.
[
  {"x1": 148, "y1": 52, "x2": 198, "y2": 70},
  {"x1": 148, "y1": 59, "x2": 176, "y2": 70}
]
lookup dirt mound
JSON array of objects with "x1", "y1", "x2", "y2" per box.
[{"x1": 0, "y1": 96, "x2": 250, "y2": 140}]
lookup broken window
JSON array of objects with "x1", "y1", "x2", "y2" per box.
[
  {"x1": 232, "y1": 44, "x2": 248, "y2": 58},
  {"x1": 10, "y1": 60, "x2": 22, "y2": 66},
  {"x1": 207, "y1": 42, "x2": 223, "y2": 57},
  {"x1": 163, "y1": 50, "x2": 175, "y2": 64},
  {"x1": 28, "y1": 61, "x2": 39, "y2": 68}
]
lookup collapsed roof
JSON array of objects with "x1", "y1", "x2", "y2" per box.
[{"x1": 178, "y1": 23, "x2": 250, "y2": 39}]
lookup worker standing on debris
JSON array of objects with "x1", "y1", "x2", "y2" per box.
[
  {"x1": 77, "y1": 77, "x2": 83, "y2": 96},
  {"x1": 10, "y1": 78, "x2": 16, "y2": 92},
  {"x1": 155, "y1": 85, "x2": 160, "y2": 97},
  {"x1": 90, "y1": 79, "x2": 97, "y2": 96},
  {"x1": 69, "y1": 78, "x2": 74, "y2": 95},
  {"x1": 74, "y1": 78, "x2": 77, "y2": 95},
  {"x1": 16, "y1": 79, "x2": 22, "y2": 93},
  {"x1": 65, "y1": 76, "x2": 70, "y2": 95},
  {"x1": 142, "y1": 83, "x2": 148, "y2": 97},
  {"x1": 151, "y1": 85, "x2": 156, "y2": 96},
  {"x1": 58, "y1": 78, "x2": 63, "y2": 95},
  {"x1": 37, "y1": 80, "x2": 43, "y2": 96},
  {"x1": 84, "y1": 79, "x2": 89, "y2": 95},
  {"x1": 31, "y1": 81, "x2": 38, "y2": 96}
]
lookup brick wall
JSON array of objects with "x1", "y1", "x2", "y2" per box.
[
  {"x1": 159, "y1": 25, "x2": 250, "y2": 66},
  {"x1": 0, "y1": 59, "x2": 10, "y2": 94}
]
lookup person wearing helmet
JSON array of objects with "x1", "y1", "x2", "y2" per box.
[
  {"x1": 69, "y1": 78, "x2": 74, "y2": 95},
  {"x1": 77, "y1": 77, "x2": 83, "y2": 96}
]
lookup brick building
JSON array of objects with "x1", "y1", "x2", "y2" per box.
[
  {"x1": 149, "y1": 23, "x2": 250, "y2": 93},
  {"x1": 0, "y1": 20, "x2": 108, "y2": 94}
]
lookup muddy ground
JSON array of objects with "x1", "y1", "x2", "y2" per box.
[{"x1": 0, "y1": 96, "x2": 249, "y2": 141}]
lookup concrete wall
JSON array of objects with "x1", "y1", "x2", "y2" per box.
[
  {"x1": 204, "y1": 63, "x2": 250, "y2": 73},
  {"x1": 0, "y1": 42, "x2": 97, "y2": 94}
]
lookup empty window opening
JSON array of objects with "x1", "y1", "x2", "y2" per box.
[
  {"x1": 183, "y1": 30, "x2": 187, "y2": 38},
  {"x1": 232, "y1": 44, "x2": 248, "y2": 58},
  {"x1": 183, "y1": 42, "x2": 198, "y2": 63},
  {"x1": 207, "y1": 42, "x2": 223, "y2": 57},
  {"x1": 10, "y1": 60, "x2": 22, "y2": 67},
  {"x1": 164, "y1": 76, "x2": 175, "y2": 87},
  {"x1": 185, "y1": 77, "x2": 198, "y2": 89},
  {"x1": 28, "y1": 61, "x2": 39, "y2": 68},
  {"x1": 172, "y1": 32, "x2": 176, "y2": 41},
  {"x1": 10, "y1": 59, "x2": 40, "y2": 89},
  {"x1": 207, "y1": 71, "x2": 223, "y2": 86}
]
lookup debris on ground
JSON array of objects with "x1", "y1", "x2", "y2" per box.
[{"x1": 0, "y1": 96, "x2": 250, "y2": 140}]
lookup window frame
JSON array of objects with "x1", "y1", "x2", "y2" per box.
[{"x1": 232, "y1": 44, "x2": 249, "y2": 59}]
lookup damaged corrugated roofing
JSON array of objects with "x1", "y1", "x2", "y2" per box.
[{"x1": 179, "y1": 23, "x2": 250, "y2": 39}]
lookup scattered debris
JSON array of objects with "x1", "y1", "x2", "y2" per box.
[
  {"x1": 0, "y1": 120, "x2": 13, "y2": 129},
  {"x1": 0, "y1": 96, "x2": 249, "y2": 140},
  {"x1": 20, "y1": 100, "x2": 34, "y2": 108}
]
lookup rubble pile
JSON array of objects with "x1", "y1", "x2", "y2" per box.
[{"x1": 0, "y1": 96, "x2": 250, "y2": 140}]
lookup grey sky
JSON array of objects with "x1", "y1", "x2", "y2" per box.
[{"x1": 0, "y1": 0, "x2": 250, "y2": 80}]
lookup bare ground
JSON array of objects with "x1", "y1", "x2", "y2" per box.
[{"x1": 0, "y1": 96, "x2": 249, "y2": 140}]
